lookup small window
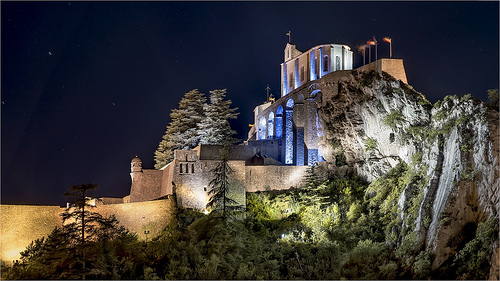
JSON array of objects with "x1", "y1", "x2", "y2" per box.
[
  {"x1": 179, "y1": 164, "x2": 183, "y2": 173},
  {"x1": 300, "y1": 66, "x2": 305, "y2": 81},
  {"x1": 191, "y1": 164, "x2": 195, "y2": 173},
  {"x1": 289, "y1": 73, "x2": 293, "y2": 88},
  {"x1": 336, "y1": 56, "x2": 340, "y2": 71},
  {"x1": 323, "y1": 56, "x2": 329, "y2": 72},
  {"x1": 389, "y1": 133, "x2": 395, "y2": 143}
]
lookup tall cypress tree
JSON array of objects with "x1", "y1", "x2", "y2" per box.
[
  {"x1": 154, "y1": 89, "x2": 206, "y2": 169},
  {"x1": 206, "y1": 147, "x2": 243, "y2": 219},
  {"x1": 198, "y1": 89, "x2": 239, "y2": 146}
]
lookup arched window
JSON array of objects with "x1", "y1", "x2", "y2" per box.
[
  {"x1": 285, "y1": 99, "x2": 294, "y2": 164},
  {"x1": 258, "y1": 117, "x2": 267, "y2": 140},
  {"x1": 268, "y1": 112, "x2": 275, "y2": 138},
  {"x1": 323, "y1": 55, "x2": 329, "y2": 73},
  {"x1": 276, "y1": 106, "x2": 283, "y2": 138}
]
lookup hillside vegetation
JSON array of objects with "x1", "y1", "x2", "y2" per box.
[{"x1": 3, "y1": 167, "x2": 497, "y2": 279}]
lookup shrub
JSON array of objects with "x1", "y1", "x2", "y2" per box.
[
  {"x1": 383, "y1": 111, "x2": 404, "y2": 129},
  {"x1": 364, "y1": 137, "x2": 378, "y2": 152},
  {"x1": 453, "y1": 216, "x2": 499, "y2": 280}
]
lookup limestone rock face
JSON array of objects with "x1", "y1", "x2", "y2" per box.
[{"x1": 317, "y1": 70, "x2": 499, "y2": 274}]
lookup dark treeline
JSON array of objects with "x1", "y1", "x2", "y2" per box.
[{"x1": 2, "y1": 164, "x2": 498, "y2": 279}]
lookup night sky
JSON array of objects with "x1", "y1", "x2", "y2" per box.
[{"x1": 2, "y1": 2, "x2": 498, "y2": 206}]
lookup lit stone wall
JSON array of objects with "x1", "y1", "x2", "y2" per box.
[
  {"x1": 245, "y1": 165, "x2": 308, "y2": 192},
  {"x1": 355, "y1": 58, "x2": 408, "y2": 84},
  {"x1": 95, "y1": 197, "x2": 176, "y2": 240},
  {"x1": 1, "y1": 198, "x2": 176, "y2": 264},
  {"x1": 174, "y1": 158, "x2": 247, "y2": 211},
  {"x1": 129, "y1": 169, "x2": 163, "y2": 202},
  {"x1": 1, "y1": 205, "x2": 63, "y2": 263},
  {"x1": 160, "y1": 161, "x2": 175, "y2": 196}
]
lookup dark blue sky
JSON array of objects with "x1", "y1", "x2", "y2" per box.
[{"x1": 2, "y1": 1, "x2": 498, "y2": 205}]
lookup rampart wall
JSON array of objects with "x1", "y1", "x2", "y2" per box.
[
  {"x1": 245, "y1": 165, "x2": 308, "y2": 192},
  {"x1": 1, "y1": 205, "x2": 63, "y2": 264},
  {"x1": 174, "y1": 159, "x2": 246, "y2": 210},
  {"x1": 1, "y1": 197, "x2": 176, "y2": 264},
  {"x1": 356, "y1": 58, "x2": 407, "y2": 84}
]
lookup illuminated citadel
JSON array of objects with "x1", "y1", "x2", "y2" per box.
[
  {"x1": 128, "y1": 42, "x2": 406, "y2": 210},
  {"x1": 2, "y1": 42, "x2": 408, "y2": 262}
]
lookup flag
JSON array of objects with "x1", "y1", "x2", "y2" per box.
[
  {"x1": 373, "y1": 36, "x2": 377, "y2": 43},
  {"x1": 367, "y1": 40, "x2": 376, "y2": 46},
  {"x1": 383, "y1": 37, "x2": 391, "y2": 43}
]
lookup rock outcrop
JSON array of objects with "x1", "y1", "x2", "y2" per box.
[{"x1": 317, "y1": 69, "x2": 499, "y2": 277}]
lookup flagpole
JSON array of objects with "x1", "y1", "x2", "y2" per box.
[
  {"x1": 368, "y1": 45, "x2": 371, "y2": 63},
  {"x1": 363, "y1": 46, "x2": 366, "y2": 66},
  {"x1": 383, "y1": 37, "x2": 392, "y2": 58}
]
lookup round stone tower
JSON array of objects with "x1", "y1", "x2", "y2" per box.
[{"x1": 130, "y1": 156, "x2": 143, "y2": 180}]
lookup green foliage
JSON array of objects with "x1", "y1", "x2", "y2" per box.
[
  {"x1": 5, "y1": 164, "x2": 495, "y2": 280},
  {"x1": 154, "y1": 89, "x2": 239, "y2": 169},
  {"x1": 3, "y1": 185, "x2": 140, "y2": 280},
  {"x1": 335, "y1": 152, "x2": 347, "y2": 166},
  {"x1": 433, "y1": 108, "x2": 447, "y2": 122},
  {"x1": 487, "y1": 89, "x2": 499, "y2": 110},
  {"x1": 433, "y1": 99, "x2": 443, "y2": 109},
  {"x1": 453, "y1": 216, "x2": 499, "y2": 280},
  {"x1": 330, "y1": 139, "x2": 341, "y2": 150},
  {"x1": 460, "y1": 169, "x2": 478, "y2": 181},
  {"x1": 460, "y1": 93, "x2": 472, "y2": 103},
  {"x1": 383, "y1": 110, "x2": 404, "y2": 129},
  {"x1": 460, "y1": 144, "x2": 473, "y2": 153},
  {"x1": 411, "y1": 151, "x2": 423, "y2": 166},
  {"x1": 154, "y1": 89, "x2": 206, "y2": 168},
  {"x1": 206, "y1": 151, "x2": 244, "y2": 219},
  {"x1": 198, "y1": 89, "x2": 240, "y2": 146},
  {"x1": 364, "y1": 137, "x2": 378, "y2": 152}
]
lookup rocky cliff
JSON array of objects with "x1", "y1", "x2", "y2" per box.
[{"x1": 317, "y1": 70, "x2": 499, "y2": 278}]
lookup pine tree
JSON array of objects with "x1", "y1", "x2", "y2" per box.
[
  {"x1": 154, "y1": 89, "x2": 206, "y2": 169},
  {"x1": 198, "y1": 89, "x2": 239, "y2": 145},
  {"x1": 62, "y1": 183, "x2": 127, "y2": 279},
  {"x1": 206, "y1": 148, "x2": 243, "y2": 219}
]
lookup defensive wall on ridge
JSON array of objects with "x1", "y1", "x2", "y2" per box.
[{"x1": 1, "y1": 197, "x2": 176, "y2": 264}]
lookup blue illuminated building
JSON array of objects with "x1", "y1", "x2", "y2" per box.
[{"x1": 246, "y1": 42, "x2": 354, "y2": 166}]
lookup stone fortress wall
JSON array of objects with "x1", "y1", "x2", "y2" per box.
[{"x1": 1, "y1": 198, "x2": 175, "y2": 264}]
